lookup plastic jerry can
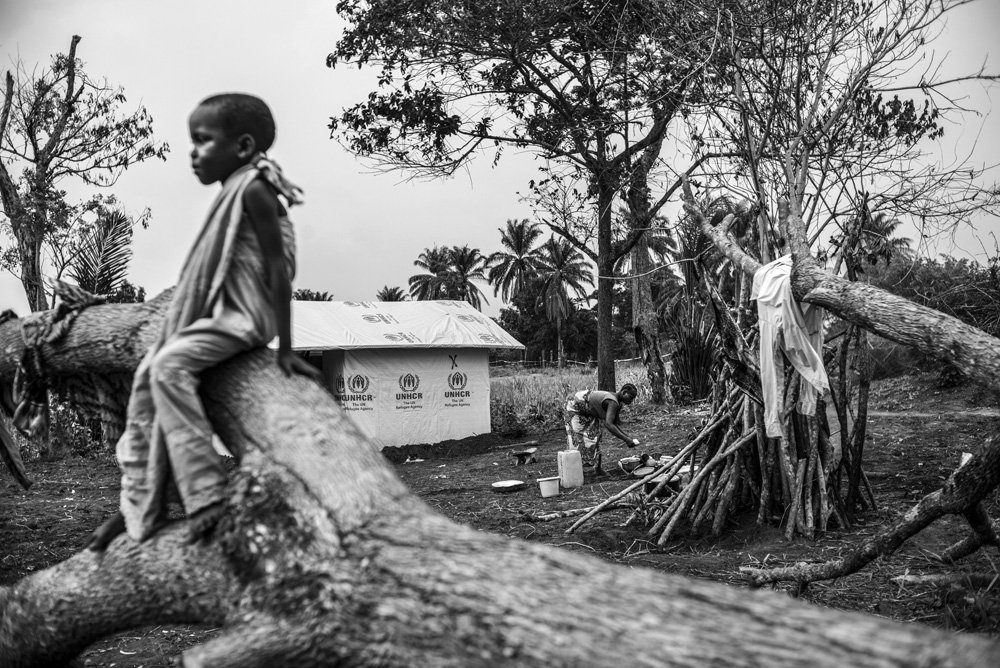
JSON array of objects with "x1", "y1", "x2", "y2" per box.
[{"x1": 558, "y1": 449, "x2": 584, "y2": 488}]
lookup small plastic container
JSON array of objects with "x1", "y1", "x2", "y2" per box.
[
  {"x1": 557, "y1": 450, "x2": 584, "y2": 488},
  {"x1": 538, "y1": 476, "x2": 561, "y2": 498}
]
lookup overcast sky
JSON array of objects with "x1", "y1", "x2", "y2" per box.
[{"x1": 1, "y1": 0, "x2": 998, "y2": 319}]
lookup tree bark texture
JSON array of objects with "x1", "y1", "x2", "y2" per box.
[
  {"x1": 625, "y1": 125, "x2": 669, "y2": 405},
  {"x1": 775, "y1": 200, "x2": 1000, "y2": 390},
  {"x1": 596, "y1": 180, "x2": 616, "y2": 391},
  {"x1": 631, "y1": 231, "x2": 667, "y2": 404},
  {"x1": 2, "y1": 300, "x2": 998, "y2": 667}
]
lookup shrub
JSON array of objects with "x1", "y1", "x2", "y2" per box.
[
  {"x1": 663, "y1": 300, "x2": 718, "y2": 402},
  {"x1": 866, "y1": 254, "x2": 1000, "y2": 336}
]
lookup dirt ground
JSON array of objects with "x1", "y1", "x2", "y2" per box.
[{"x1": 2, "y1": 372, "x2": 999, "y2": 666}]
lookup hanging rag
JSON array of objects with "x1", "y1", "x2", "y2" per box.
[{"x1": 752, "y1": 256, "x2": 829, "y2": 438}]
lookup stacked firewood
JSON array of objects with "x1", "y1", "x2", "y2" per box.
[{"x1": 571, "y1": 278, "x2": 872, "y2": 544}]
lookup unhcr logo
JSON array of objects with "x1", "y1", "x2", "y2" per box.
[
  {"x1": 399, "y1": 373, "x2": 420, "y2": 392},
  {"x1": 479, "y1": 333, "x2": 501, "y2": 344},
  {"x1": 335, "y1": 374, "x2": 373, "y2": 401},
  {"x1": 445, "y1": 371, "x2": 470, "y2": 398},
  {"x1": 348, "y1": 374, "x2": 370, "y2": 393},
  {"x1": 456, "y1": 314, "x2": 483, "y2": 323},
  {"x1": 383, "y1": 331, "x2": 419, "y2": 343},
  {"x1": 362, "y1": 313, "x2": 399, "y2": 324},
  {"x1": 397, "y1": 373, "x2": 422, "y2": 400},
  {"x1": 344, "y1": 301, "x2": 374, "y2": 308},
  {"x1": 448, "y1": 372, "x2": 467, "y2": 390}
]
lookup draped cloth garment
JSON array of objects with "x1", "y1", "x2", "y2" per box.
[
  {"x1": 117, "y1": 156, "x2": 299, "y2": 541},
  {"x1": 751, "y1": 256, "x2": 829, "y2": 438}
]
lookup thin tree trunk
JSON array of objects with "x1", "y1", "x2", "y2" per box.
[
  {"x1": 596, "y1": 180, "x2": 616, "y2": 391},
  {"x1": 556, "y1": 318, "x2": 565, "y2": 368},
  {"x1": 631, "y1": 232, "x2": 667, "y2": 403},
  {"x1": 15, "y1": 229, "x2": 47, "y2": 312}
]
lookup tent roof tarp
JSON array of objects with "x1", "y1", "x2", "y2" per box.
[{"x1": 276, "y1": 300, "x2": 524, "y2": 352}]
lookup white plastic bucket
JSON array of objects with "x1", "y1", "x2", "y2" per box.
[{"x1": 538, "y1": 476, "x2": 561, "y2": 498}]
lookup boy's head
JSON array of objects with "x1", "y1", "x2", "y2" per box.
[
  {"x1": 198, "y1": 93, "x2": 276, "y2": 152},
  {"x1": 188, "y1": 93, "x2": 276, "y2": 185}
]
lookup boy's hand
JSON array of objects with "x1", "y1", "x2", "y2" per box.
[{"x1": 277, "y1": 349, "x2": 323, "y2": 381}]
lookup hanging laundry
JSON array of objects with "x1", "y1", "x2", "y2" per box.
[{"x1": 751, "y1": 256, "x2": 830, "y2": 438}]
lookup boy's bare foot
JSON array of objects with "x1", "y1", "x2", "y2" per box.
[
  {"x1": 188, "y1": 502, "x2": 226, "y2": 543},
  {"x1": 87, "y1": 511, "x2": 126, "y2": 551}
]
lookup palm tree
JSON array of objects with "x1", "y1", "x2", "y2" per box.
[
  {"x1": 408, "y1": 246, "x2": 451, "y2": 301},
  {"x1": 862, "y1": 212, "x2": 914, "y2": 262},
  {"x1": 408, "y1": 245, "x2": 489, "y2": 310},
  {"x1": 66, "y1": 209, "x2": 135, "y2": 297},
  {"x1": 376, "y1": 285, "x2": 407, "y2": 301},
  {"x1": 293, "y1": 289, "x2": 334, "y2": 301},
  {"x1": 536, "y1": 236, "x2": 593, "y2": 367},
  {"x1": 485, "y1": 219, "x2": 543, "y2": 302},
  {"x1": 613, "y1": 214, "x2": 678, "y2": 275},
  {"x1": 833, "y1": 205, "x2": 915, "y2": 277},
  {"x1": 444, "y1": 245, "x2": 489, "y2": 310}
]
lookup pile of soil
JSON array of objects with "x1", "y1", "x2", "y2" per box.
[{"x1": 2, "y1": 372, "x2": 998, "y2": 666}]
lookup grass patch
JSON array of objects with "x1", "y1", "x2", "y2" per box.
[{"x1": 489, "y1": 362, "x2": 651, "y2": 436}]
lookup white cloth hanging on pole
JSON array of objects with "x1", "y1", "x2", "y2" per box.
[{"x1": 752, "y1": 256, "x2": 830, "y2": 438}]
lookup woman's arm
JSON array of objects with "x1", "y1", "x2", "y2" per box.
[{"x1": 604, "y1": 402, "x2": 638, "y2": 447}]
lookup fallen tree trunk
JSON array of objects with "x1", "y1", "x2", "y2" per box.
[{"x1": 1, "y1": 300, "x2": 999, "y2": 667}]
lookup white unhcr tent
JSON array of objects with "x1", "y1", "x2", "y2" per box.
[{"x1": 274, "y1": 300, "x2": 524, "y2": 449}]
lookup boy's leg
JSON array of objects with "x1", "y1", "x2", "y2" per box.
[
  {"x1": 90, "y1": 350, "x2": 162, "y2": 548},
  {"x1": 150, "y1": 328, "x2": 249, "y2": 540}
]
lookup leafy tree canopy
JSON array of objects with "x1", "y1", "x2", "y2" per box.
[
  {"x1": 328, "y1": 0, "x2": 729, "y2": 389},
  {"x1": 0, "y1": 35, "x2": 168, "y2": 310},
  {"x1": 328, "y1": 0, "x2": 716, "y2": 174}
]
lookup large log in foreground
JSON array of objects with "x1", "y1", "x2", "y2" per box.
[{"x1": 1, "y1": 303, "x2": 999, "y2": 667}]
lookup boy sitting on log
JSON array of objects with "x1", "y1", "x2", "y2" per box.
[{"x1": 89, "y1": 93, "x2": 320, "y2": 550}]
